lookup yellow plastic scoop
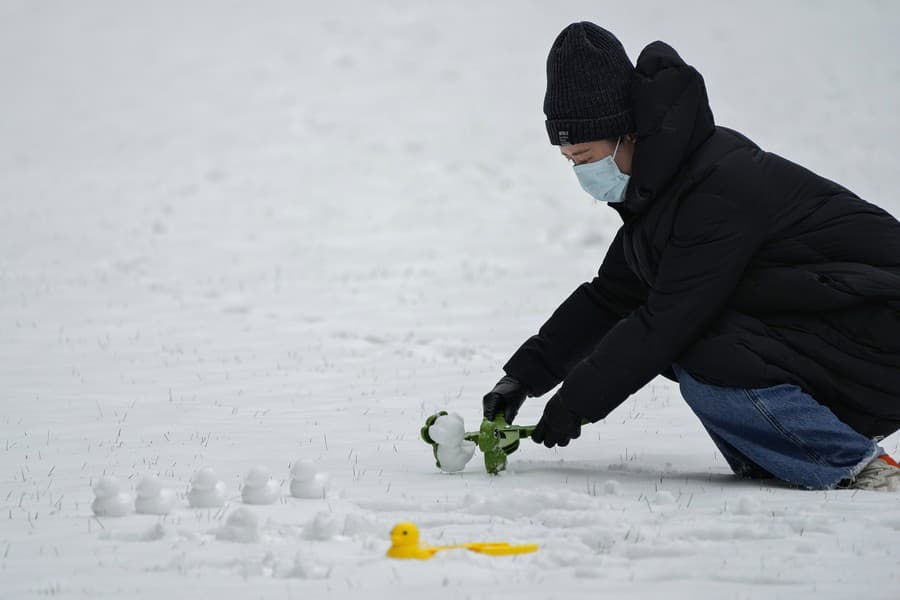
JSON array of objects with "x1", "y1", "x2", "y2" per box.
[{"x1": 386, "y1": 522, "x2": 538, "y2": 560}]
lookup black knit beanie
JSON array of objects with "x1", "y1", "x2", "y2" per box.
[{"x1": 544, "y1": 22, "x2": 635, "y2": 146}]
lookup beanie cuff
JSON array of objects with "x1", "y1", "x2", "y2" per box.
[{"x1": 545, "y1": 110, "x2": 634, "y2": 145}]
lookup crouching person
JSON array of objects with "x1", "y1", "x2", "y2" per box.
[{"x1": 484, "y1": 22, "x2": 900, "y2": 491}]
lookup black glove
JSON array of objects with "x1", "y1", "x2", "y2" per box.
[
  {"x1": 482, "y1": 375, "x2": 529, "y2": 424},
  {"x1": 532, "y1": 392, "x2": 582, "y2": 448}
]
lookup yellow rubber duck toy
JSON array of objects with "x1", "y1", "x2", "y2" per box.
[
  {"x1": 386, "y1": 522, "x2": 537, "y2": 560},
  {"x1": 386, "y1": 522, "x2": 441, "y2": 560}
]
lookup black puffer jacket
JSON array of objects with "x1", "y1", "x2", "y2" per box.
[{"x1": 503, "y1": 41, "x2": 900, "y2": 439}]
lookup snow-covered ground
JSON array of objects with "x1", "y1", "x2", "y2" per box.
[{"x1": 2, "y1": 1, "x2": 899, "y2": 598}]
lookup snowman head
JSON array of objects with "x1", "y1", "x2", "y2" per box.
[
  {"x1": 191, "y1": 467, "x2": 219, "y2": 490},
  {"x1": 244, "y1": 466, "x2": 271, "y2": 488},
  {"x1": 291, "y1": 459, "x2": 317, "y2": 481},
  {"x1": 136, "y1": 475, "x2": 162, "y2": 497},
  {"x1": 93, "y1": 476, "x2": 122, "y2": 499}
]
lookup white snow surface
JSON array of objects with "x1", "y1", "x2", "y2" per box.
[{"x1": 1, "y1": 1, "x2": 899, "y2": 598}]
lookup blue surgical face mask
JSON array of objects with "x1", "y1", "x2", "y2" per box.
[{"x1": 572, "y1": 137, "x2": 630, "y2": 204}]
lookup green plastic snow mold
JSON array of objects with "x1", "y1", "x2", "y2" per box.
[{"x1": 421, "y1": 412, "x2": 536, "y2": 475}]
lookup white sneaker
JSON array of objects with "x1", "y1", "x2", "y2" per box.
[{"x1": 850, "y1": 455, "x2": 900, "y2": 491}]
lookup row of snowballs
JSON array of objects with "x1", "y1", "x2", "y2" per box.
[{"x1": 92, "y1": 460, "x2": 329, "y2": 517}]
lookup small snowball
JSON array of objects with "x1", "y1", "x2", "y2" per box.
[
  {"x1": 428, "y1": 413, "x2": 467, "y2": 446},
  {"x1": 216, "y1": 507, "x2": 260, "y2": 543},
  {"x1": 226, "y1": 507, "x2": 257, "y2": 529},
  {"x1": 303, "y1": 512, "x2": 344, "y2": 541}
]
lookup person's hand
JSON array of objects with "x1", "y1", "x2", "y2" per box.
[
  {"x1": 482, "y1": 375, "x2": 529, "y2": 424},
  {"x1": 532, "y1": 392, "x2": 582, "y2": 448}
]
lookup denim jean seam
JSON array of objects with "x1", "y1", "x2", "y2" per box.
[{"x1": 744, "y1": 389, "x2": 829, "y2": 467}]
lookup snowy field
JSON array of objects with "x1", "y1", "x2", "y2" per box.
[{"x1": 2, "y1": 1, "x2": 899, "y2": 598}]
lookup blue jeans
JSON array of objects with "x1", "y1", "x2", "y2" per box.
[{"x1": 673, "y1": 365, "x2": 882, "y2": 490}]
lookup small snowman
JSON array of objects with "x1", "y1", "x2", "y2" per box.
[
  {"x1": 290, "y1": 459, "x2": 330, "y2": 499},
  {"x1": 187, "y1": 467, "x2": 227, "y2": 508},
  {"x1": 134, "y1": 475, "x2": 178, "y2": 515},
  {"x1": 91, "y1": 476, "x2": 132, "y2": 517},
  {"x1": 428, "y1": 413, "x2": 476, "y2": 473},
  {"x1": 241, "y1": 466, "x2": 280, "y2": 505}
]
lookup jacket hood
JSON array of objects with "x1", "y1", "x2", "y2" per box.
[{"x1": 618, "y1": 41, "x2": 716, "y2": 215}]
